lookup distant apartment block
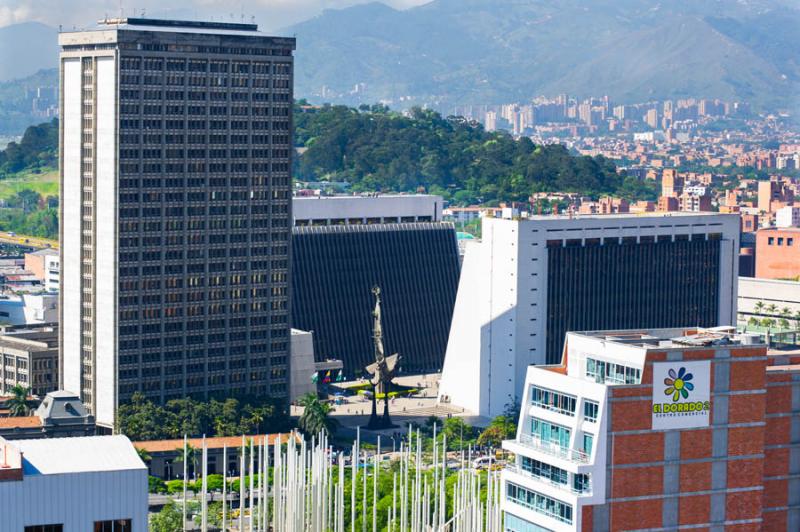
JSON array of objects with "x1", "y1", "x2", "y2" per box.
[
  {"x1": 776, "y1": 205, "x2": 800, "y2": 228},
  {"x1": 439, "y1": 213, "x2": 739, "y2": 417},
  {"x1": 0, "y1": 325, "x2": 58, "y2": 397},
  {"x1": 501, "y1": 327, "x2": 799, "y2": 531},
  {"x1": 24, "y1": 248, "x2": 59, "y2": 291},
  {"x1": 292, "y1": 194, "x2": 442, "y2": 226},
  {"x1": 755, "y1": 228, "x2": 800, "y2": 279},
  {"x1": 59, "y1": 18, "x2": 295, "y2": 428}
]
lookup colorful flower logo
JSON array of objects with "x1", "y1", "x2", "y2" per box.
[{"x1": 663, "y1": 367, "x2": 694, "y2": 402}]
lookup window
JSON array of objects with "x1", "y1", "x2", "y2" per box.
[
  {"x1": 586, "y1": 358, "x2": 640, "y2": 384},
  {"x1": 582, "y1": 433, "x2": 594, "y2": 455},
  {"x1": 26, "y1": 527, "x2": 64, "y2": 532},
  {"x1": 506, "y1": 482, "x2": 572, "y2": 524},
  {"x1": 530, "y1": 386, "x2": 576, "y2": 416},
  {"x1": 789, "y1": 238, "x2": 794, "y2": 246},
  {"x1": 504, "y1": 512, "x2": 552, "y2": 532},
  {"x1": 583, "y1": 400, "x2": 599, "y2": 422},
  {"x1": 778, "y1": 238, "x2": 784, "y2": 246},
  {"x1": 769, "y1": 237, "x2": 775, "y2": 245},
  {"x1": 573, "y1": 473, "x2": 591, "y2": 493},
  {"x1": 521, "y1": 456, "x2": 567, "y2": 485},
  {"x1": 94, "y1": 520, "x2": 132, "y2": 532},
  {"x1": 530, "y1": 419, "x2": 570, "y2": 449}
]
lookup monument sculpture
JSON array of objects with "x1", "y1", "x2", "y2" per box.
[{"x1": 365, "y1": 286, "x2": 400, "y2": 430}]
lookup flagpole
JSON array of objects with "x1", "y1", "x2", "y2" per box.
[{"x1": 222, "y1": 443, "x2": 227, "y2": 532}]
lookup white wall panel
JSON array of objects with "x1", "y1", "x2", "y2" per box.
[
  {"x1": 60, "y1": 57, "x2": 83, "y2": 396},
  {"x1": 94, "y1": 55, "x2": 118, "y2": 428}
]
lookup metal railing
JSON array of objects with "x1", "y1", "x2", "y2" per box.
[
  {"x1": 518, "y1": 433, "x2": 590, "y2": 463},
  {"x1": 505, "y1": 464, "x2": 592, "y2": 496}
]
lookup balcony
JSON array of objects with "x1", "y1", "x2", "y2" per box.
[
  {"x1": 505, "y1": 464, "x2": 592, "y2": 496},
  {"x1": 518, "y1": 433, "x2": 589, "y2": 464}
]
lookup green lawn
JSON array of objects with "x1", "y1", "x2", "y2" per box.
[{"x1": 0, "y1": 168, "x2": 58, "y2": 200}]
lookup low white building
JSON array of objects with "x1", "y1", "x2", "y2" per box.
[
  {"x1": 0, "y1": 293, "x2": 58, "y2": 326},
  {"x1": 293, "y1": 194, "x2": 443, "y2": 226},
  {"x1": 0, "y1": 434, "x2": 148, "y2": 531},
  {"x1": 290, "y1": 329, "x2": 316, "y2": 401}
]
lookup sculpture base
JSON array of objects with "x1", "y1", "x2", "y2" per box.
[{"x1": 364, "y1": 414, "x2": 397, "y2": 431}]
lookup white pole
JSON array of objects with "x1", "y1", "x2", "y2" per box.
[
  {"x1": 222, "y1": 444, "x2": 227, "y2": 532},
  {"x1": 183, "y1": 435, "x2": 188, "y2": 532},
  {"x1": 239, "y1": 436, "x2": 246, "y2": 532},
  {"x1": 249, "y1": 438, "x2": 255, "y2": 532},
  {"x1": 201, "y1": 435, "x2": 208, "y2": 532}
]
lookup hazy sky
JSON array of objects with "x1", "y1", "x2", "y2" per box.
[{"x1": 0, "y1": 0, "x2": 430, "y2": 31}]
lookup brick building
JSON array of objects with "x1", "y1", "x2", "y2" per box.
[
  {"x1": 501, "y1": 327, "x2": 800, "y2": 531},
  {"x1": 755, "y1": 228, "x2": 800, "y2": 279}
]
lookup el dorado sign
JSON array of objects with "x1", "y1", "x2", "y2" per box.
[{"x1": 652, "y1": 360, "x2": 711, "y2": 430}]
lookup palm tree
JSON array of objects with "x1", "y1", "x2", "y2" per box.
[
  {"x1": 297, "y1": 393, "x2": 339, "y2": 438},
  {"x1": 780, "y1": 318, "x2": 791, "y2": 330},
  {"x1": 766, "y1": 303, "x2": 779, "y2": 316},
  {"x1": 175, "y1": 442, "x2": 199, "y2": 479},
  {"x1": 794, "y1": 310, "x2": 800, "y2": 330},
  {"x1": 754, "y1": 300, "x2": 765, "y2": 315},
  {"x1": 748, "y1": 317, "x2": 760, "y2": 327},
  {"x1": 135, "y1": 446, "x2": 152, "y2": 464},
  {"x1": 6, "y1": 385, "x2": 30, "y2": 417}
]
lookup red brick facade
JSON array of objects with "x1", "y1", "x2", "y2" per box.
[{"x1": 585, "y1": 343, "x2": 800, "y2": 531}]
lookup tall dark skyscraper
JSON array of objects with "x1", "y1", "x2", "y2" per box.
[{"x1": 58, "y1": 18, "x2": 295, "y2": 428}]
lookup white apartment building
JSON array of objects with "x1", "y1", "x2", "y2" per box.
[
  {"x1": 292, "y1": 194, "x2": 443, "y2": 226},
  {"x1": 776, "y1": 205, "x2": 800, "y2": 228},
  {"x1": 0, "y1": 435, "x2": 147, "y2": 531},
  {"x1": 439, "y1": 213, "x2": 739, "y2": 418}
]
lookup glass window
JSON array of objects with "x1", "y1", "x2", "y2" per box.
[
  {"x1": 582, "y1": 433, "x2": 594, "y2": 455},
  {"x1": 583, "y1": 400, "x2": 599, "y2": 422},
  {"x1": 504, "y1": 512, "x2": 554, "y2": 532},
  {"x1": 521, "y1": 456, "x2": 568, "y2": 485},
  {"x1": 506, "y1": 482, "x2": 573, "y2": 524},
  {"x1": 530, "y1": 386, "x2": 576, "y2": 416},
  {"x1": 530, "y1": 418, "x2": 570, "y2": 448},
  {"x1": 93, "y1": 520, "x2": 132, "y2": 532},
  {"x1": 573, "y1": 473, "x2": 591, "y2": 493},
  {"x1": 25, "y1": 527, "x2": 64, "y2": 532}
]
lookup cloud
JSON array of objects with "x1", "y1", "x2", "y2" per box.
[{"x1": 0, "y1": 0, "x2": 432, "y2": 31}]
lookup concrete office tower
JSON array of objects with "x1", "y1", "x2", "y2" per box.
[
  {"x1": 439, "y1": 213, "x2": 739, "y2": 418},
  {"x1": 59, "y1": 18, "x2": 295, "y2": 428}
]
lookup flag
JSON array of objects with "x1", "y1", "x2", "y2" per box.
[
  {"x1": 311, "y1": 371, "x2": 319, "y2": 383},
  {"x1": 323, "y1": 370, "x2": 332, "y2": 383},
  {"x1": 336, "y1": 370, "x2": 344, "y2": 382}
]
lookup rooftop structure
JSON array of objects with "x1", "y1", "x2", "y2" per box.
[
  {"x1": 293, "y1": 194, "x2": 443, "y2": 226},
  {"x1": 0, "y1": 435, "x2": 147, "y2": 530}
]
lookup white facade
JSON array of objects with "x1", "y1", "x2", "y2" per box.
[
  {"x1": 293, "y1": 194, "x2": 442, "y2": 226},
  {"x1": 0, "y1": 435, "x2": 148, "y2": 531},
  {"x1": 290, "y1": 329, "x2": 316, "y2": 401},
  {"x1": 776, "y1": 205, "x2": 800, "y2": 228},
  {"x1": 738, "y1": 276, "x2": 800, "y2": 321},
  {"x1": 43, "y1": 253, "x2": 60, "y2": 291},
  {"x1": 439, "y1": 213, "x2": 739, "y2": 418}
]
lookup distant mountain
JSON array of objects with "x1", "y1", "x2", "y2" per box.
[
  {"x1": 0, "y1": 22, "x2": 58, "y2": 82},
  {"x1": 286, "y1": 0, "x2": 800, "y2": 111}
]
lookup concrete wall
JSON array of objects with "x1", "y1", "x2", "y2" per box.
[{"x1": 293, "y1": 195, "x2": 442, "y2": 225}]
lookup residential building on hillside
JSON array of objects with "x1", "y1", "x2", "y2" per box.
[
  {"x1": 439, "y1": 213, "x2": 739, "y2": 417},
  {"x1": 501, "y1": 327, "x2": 798, "y2": 531},
  {"x1": 58, "y1": 18, "x2": 295, "y2": 428},
  {"x1": 292, "y1": 223, "x2": 460, "y2": 376},
  {"x1": 0, "y1": 435, "x2": 147, "y2": 530},
  {"x1": 24, "y1": 248, "x2": 59, "y2": 292}
]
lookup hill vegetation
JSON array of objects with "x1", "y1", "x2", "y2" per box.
[{"x1": 296, "y1": 104, "x2": 655, "y2": 204}]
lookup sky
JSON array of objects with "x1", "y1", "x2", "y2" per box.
[{"x1": 0, "y1": 0, "x2": 430, "y2": 31}]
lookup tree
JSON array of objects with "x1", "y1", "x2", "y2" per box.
[
  {"x1": 754, "y1": 301, "x2": 765, "y2": 315},
  {"x1": 780, "y1": 318, "x2": 791, "y2": 330},
  {"x1": 748, "y1": 317, "x2": 760, "y2": 327},
  {"x1": 175, "y1": 442, "x2": 200, "y2": 479},
  {"x1": 148, "y1": 475, "x2": 166, "y2": 494},
  {"x1": 766, "y1": 303, "x2": 778, "y2": 316},
  {"x1": 297, "y1": 393, "x2": 339, "y2": 438},
  {"x1": 149, "y1": 501, "x2": 183, "y2": 532},
  {"x1": 136, "y1": 446, "x2": 152, "y2": 463},
  {"x1": 6, "y1": 384, "x2": 30, "y2": 417}
]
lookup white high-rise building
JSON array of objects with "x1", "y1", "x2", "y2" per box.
[{"x1": 438, "y1": 213, "x2": 739, "y2": 418}]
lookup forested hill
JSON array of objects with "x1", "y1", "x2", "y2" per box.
[
  {"x1": 295, "y1": 105, "x2": 654, "y2": 205},
  {"x1": 1, "y1": 107, "x2": 655, "y2": 207}
]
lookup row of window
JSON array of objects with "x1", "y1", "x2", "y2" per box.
[
  {"x1": 121, "y1": 89, "x2": 278, "y2": 102},
  {"x1": 120, "y1": 133, "x2": 289, "y2": 145},
  {"x1": 26, "y1": 520, "x2": 132, "y2": 532},
  {"x1": 766, "y1": 236, "x2": 795, "y2": 246},
  {"x1": 120, "y1": 118, "x2": 289, "y2": 131},
  {"x1": 120, "y1": 74, "x2": 289, "y2": 89},
  {"x1": 119, "y1": 351, "x2": 288, "y2": 367},
  {"x1": 120, "y1": 57, "x2": 290, "y2": 74},
  {"x1": 119, "y1": 161, "x2": 290, "y2": 174},
  {"x1": 585, "y1": 358, "x2": 641, "y2": 384},
  {"x1": 530, "y1": 386, "x2": 576, "y2": 416},
  {"x1": 529, "y1": 418, "x2": 594, "y2": 455},
  {"x1": 118, "y1": 175, "x2": 290, "y2": 188},
  {"x1": 520, "y1": 456, "x2": 591, "y2": 493},
  {"x1": 119, "y1": 148, "x2": 289, "y2": 158},
  {"x1": 506, "y1": 483, "x2": 572, "y2": 524}
]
